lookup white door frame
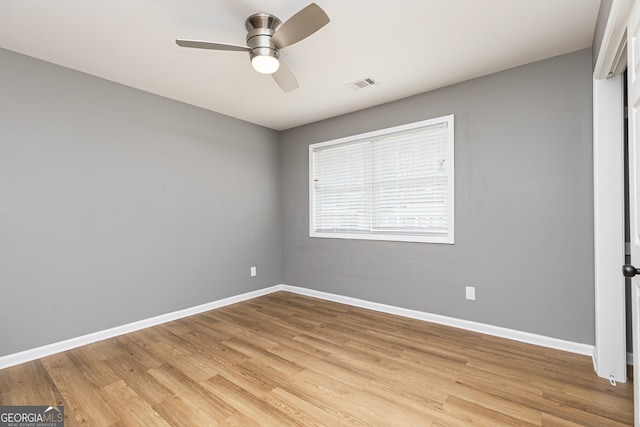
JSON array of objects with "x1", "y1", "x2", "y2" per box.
[
  {"x1": 593, "y1": 75, "x2": 626, "y2": 382},
  {"x1": 592, "y1": 0, "x2": 633, "y2": 383}
]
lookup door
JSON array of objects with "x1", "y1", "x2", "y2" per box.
[{"x1": 628, "y1": 1, "x2": 640, "y2": 424}]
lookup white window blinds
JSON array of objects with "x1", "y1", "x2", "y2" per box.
[{"x1": 310, "y1": 115, "x2": 454, "y2": 244}]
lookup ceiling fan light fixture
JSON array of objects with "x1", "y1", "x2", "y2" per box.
[
  {"x1": 176, "y1": 3, "x2": 330, "y2": 91},
  {"x1": 251, "y1": 54, "x2": 280, "y2": 74}
]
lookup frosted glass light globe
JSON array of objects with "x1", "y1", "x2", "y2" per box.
[{"x1": 251, "y1": 55, "x2": 280, "y2": 74}]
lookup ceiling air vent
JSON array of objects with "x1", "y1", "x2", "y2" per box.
[{"x1": 346, "y1": 77, "x2": 376, "y2": 89}]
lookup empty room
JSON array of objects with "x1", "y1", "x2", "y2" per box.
[{"x1": 1, "y1": 0, "x2": 638, "y2": 425}]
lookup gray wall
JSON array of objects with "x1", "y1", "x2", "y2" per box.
[
  {"x1": 1, "y1": 46, "x2": 595, "y2": 357},
  {"x1": 0, "y1": 49, "x2": 282, "y2": 356},
  {"x1": 280, "y1": 49, "x2": 595, "y2": 344}
]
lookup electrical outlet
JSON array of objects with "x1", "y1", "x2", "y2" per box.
[
  {"x1": 465, "y1": 286, "x2": 476, "y2": 300},
  {"x1": 250, "y1": 266, "x2": 257, "y2": 277}
]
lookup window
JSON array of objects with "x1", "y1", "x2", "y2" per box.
[{"x1": 309, "y1": 115, "x2": 454, "y2": 244}]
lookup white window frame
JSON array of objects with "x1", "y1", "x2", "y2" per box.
[{"x1": 309, "y1": 115, "x2": 454, "y2": 244}]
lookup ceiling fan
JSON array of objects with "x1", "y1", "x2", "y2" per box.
[{"x1": 176, "y1": 3, "x2": 330, "y2": 93}]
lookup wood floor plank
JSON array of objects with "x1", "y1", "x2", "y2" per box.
[
  {"x1": 39, "y1": 353, "x2": 121, "y2": 426},
  {"x1": 103, "y1": 355, "x2": 175, "y2": 406},
  {"x1": 111, "y1": 333, "x2": 166, "y2": 371},
  {"x1": 100, "y1": 380, "x2": 170, "y2": 426},
  {"x1": 446, "y1": 381, "x2": 544, "y2": 425},
  {"x1": 202, "y1": 374, "x2": 304, "y2": 427},
  {"x1": 152, "y1": 395, "x2": 228, "y2": 427},
  {"x1": 0, "y1": 360, "x2": 63, "y2": 408},
  {"x1": 442, "y1": 394, "x2": 540, "y2": 426},
  {"x1": 0, "y1": 291, "x2": 633, "y2": 426},
  {"x1": 147, "y1": 363, "x2": 236, "y2": 424}
]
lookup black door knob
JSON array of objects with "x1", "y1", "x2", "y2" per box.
[{"x1": 622, "y1": 264, "x2": 640, "y2": 278}]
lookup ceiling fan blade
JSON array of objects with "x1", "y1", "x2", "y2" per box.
[
  {"x1": 272, "y1": 61, "x2": 299, "y2": 92},
  {"x1": 176, "y1": 39, "x2": 249, "y2": 51},
  {"x1": 271, "y1": 3, "x2": 329, "y2": 49}
]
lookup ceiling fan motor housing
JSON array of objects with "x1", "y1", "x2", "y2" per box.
[{"x1": 245, "y1": 13, "x2": 282, "y2": 62}]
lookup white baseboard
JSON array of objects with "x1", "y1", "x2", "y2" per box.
[
  {"x1": 277, "y1": 284, "x2": 595, "y2": 357},
  {"x1": 0, "y1": 283, "x2": 595, "y2": 370},
  {"x1": 0, "y1": 286, "x2": 280, "y2": 370}
]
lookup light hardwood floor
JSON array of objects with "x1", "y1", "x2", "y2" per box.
[{"x1": 0, "y1": 291, "x2": 633, "y2": 426}]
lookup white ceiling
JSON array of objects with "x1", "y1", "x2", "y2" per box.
[{"x1": 0, "y1": 0, "x2": 600, "y2": 131}]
